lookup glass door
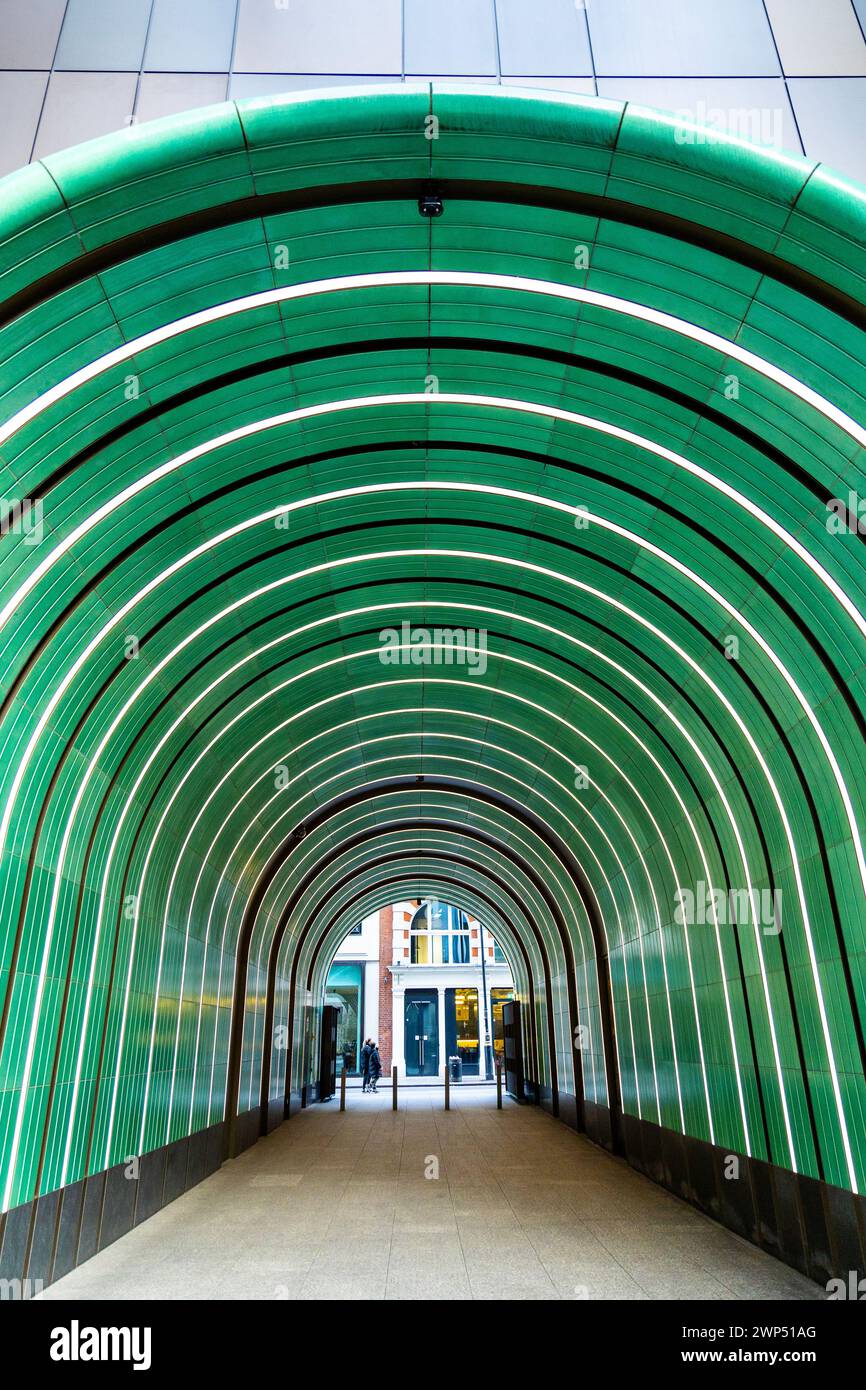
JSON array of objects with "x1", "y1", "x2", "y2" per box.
[
  {"x1": 404, "y1": 990, "x2": 439, "y2": 1076},
  {"x1": 326, "y1": 961, "x2": 364, "y2": 1074},
  {"x1": 445, "y1": 987, "x2": 480, "y2": 1076},
  {"x1": 490, "y1": 986, "x2": 514, "y2": 1067}
]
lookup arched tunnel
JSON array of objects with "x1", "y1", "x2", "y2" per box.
[{"x1": 1, "y1": 83, "x2": 865, "y2": 1301}]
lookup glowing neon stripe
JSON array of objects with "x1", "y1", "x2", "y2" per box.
[
  {"x1": 39, "y1": 518, "x2": 834, "y2": 1192},
  {"x1": 23, "y1": 522, "x2": 839, "y2": 1195},
  {"x1": 221, "y1": 797, "x2": 601, "y2": 1115}
]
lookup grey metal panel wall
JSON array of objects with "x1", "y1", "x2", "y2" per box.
[{"x1": 1, "y1": 0, "x2": 866, "y2": 178}]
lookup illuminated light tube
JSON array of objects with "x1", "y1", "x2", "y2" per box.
[
  {"x1": 1, "y1": 404, "x2": 863, "y2": 971},
  {"x1": 2, "y1": 410, "x2": 863, "y2": 1055},
  {"x1": 127, "y1": 646, "x2": 739, "y2": 1156},
  {"x1": 2, "y1": 471, "x2": 861, "y2": 943},
  {"x1": 238, "y1": 794, "x2": 605, "y2": 1117},
  {"x1": 271, "y1": 841, "x2": 531, "y2": 1113},
  {"x1": 255, "y1": 835, "x2": 537, "y2": 1114},
  {"x1": 28, "y1": 530, "x2": 838, "y2": 1198},
  {"x1": 201, "y1": 717, "x2": 661, "y2": 1131},
  {"x1": 241, "y1": 798, "x2": 600, "y2": 1118},
  {"x1": 244, "y1": 797, "x2": 603, "y2": 1112},
  {"x1": 1, "y1": 307, "x2": 859, "y2": 1159},
  {"x1": 285, "y1": 833, "x2": 595, "y2": 1110},
  {"x1": 17, "y1": 570, "x2": 793, "y2": 1168},
  {"x1": 49, "y1": 575, "x2": 541, "y2": 1179},
  {"x1": 280, "y1": 850, "x2": 535, "y2": 1111},
  {"x1": 239, "y1": 797, "x2": 605, "y2": 1114},
  {"x1": 197, "y1": 752, "x2": 630, "y2": 1142},
  {"x1": 2, "y1": 268, "x2": 865, "y2": 478},
  {"x1": 176, "y1": 598, "x2": 787, "y2": 1155},
  {"x1": 134, "y1": 689, "x2": 652, "y2": 1149},
  {"x1": 0, "y1": 389, "x2": 862, "y2": 653},
  {"x1": 16, "y1": 520, "x2": 844, "y2": 1203},
  {"x1": 209, "y1": 799, "x2": 598, "y2": 1118},
  {"x1": 208, "y1": 708, "x2": 749, "y2": 1147},
  {"x1": 226, "y1": 756, "x2": 625, "y2": 1122}
]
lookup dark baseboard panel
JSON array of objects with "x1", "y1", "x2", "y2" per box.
[
  {"x1": 233, "y1": 1106, "x2": 262, "y2": 1156},
  {"x1": 582, "y1": 1096, "x2": 615, "y2": 1153},
  {"x1": 265, "y1": 1097, "x2": 284, "y2": 1133},
  {"x1": 557, "y1": 1093, "x2": 866, "y2": 1290},
  {"x1": 538, "y1": 1082, "x2": 555, "y2": 1115},
  {"x1": 0, "y1": 1121, "x2": 225, "y2": 1299},
  {"x1": 557, "y1": 1090, "x2": 579, "y2": 1132}
]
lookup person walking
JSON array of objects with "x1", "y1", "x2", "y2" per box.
[
  {"x1": 360, "y1": 1038, "x2": 373, "y2": 1092},
  {"x1": 368, "y1": 1042, "x2": 382, "y2": 1093}
]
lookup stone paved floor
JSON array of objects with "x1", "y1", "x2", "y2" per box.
[{"x1": 38, "y1": 1088, "x2": 822, "y2": 1301}]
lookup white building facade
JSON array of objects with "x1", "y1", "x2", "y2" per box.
[{"x1": 327, "y1": 899, "x2": 514, "y2": 1083}]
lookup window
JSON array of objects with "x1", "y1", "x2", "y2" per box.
[
  {"x1": 496, "y1": 0, "x2": 592, "y2": 78},
  {"x1": 409, "y1": 900, "x2": 471, "y2": 965},
  {"x1": 445, "y1": 987, "x2": 480, "y2": 1075},
  {"x1": 326, "y1": 962, "x2": 364, "y2": 1074}
]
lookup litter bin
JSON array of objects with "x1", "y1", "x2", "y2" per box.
[{"x1": 449, "y1": 1055, "x2": 463, "y2": 1083}]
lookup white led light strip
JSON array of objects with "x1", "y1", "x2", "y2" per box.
[
  {"x1": 1, "y1": 386, "x2": 863, "y2": 655},
  {"x1": 9, "y1": 554, "x2": 788, "y2": 1172},
  {"x1": 274, "y1": 834, "x2": 543, "y2": 1113},
  {"x1": 3, "y1": 269, "x2": 865, "y2": 471},
  {"x1": 216, "y1": 712, "x2": 735, "y2": 1147},
  {"x1": 108, "y1": 618, "x2": 771, "y2": 1162},
  {"x1": 294, "y1": 864, "x2": 535, "y2": 1109},
  {"x1": 200, "y1": 754, "x2": 628, "y2": 1136},
  {"x1": 23, "y1": 513, "x2": 844, "y2": 1198},
  {"x1": 1, "y1": 389, "x2": 863, "y2": 1067},
  {"x1": 265, "y1": 783, "x2": 589, "y2": 1106},
  {"x1": 231, "y1": 788, "x2": 610, "y2": 1126},
  {"x1": 179, "y1": 718, "x2": 607, "y2": 1129},
  {"x1": 247, "y1": 802, "x2": 588, "y2": 1117},
  {"x1": 0, "y1": 234, "x2": 860, "y2": 1196},
  {"x1": 5, "y1": 500, "x2": 839, "y2": 1206},
  {"x1": 179, "y1": 600, "x2": 788, "y2": 1160},
  {"x1": 231, "y1": 751, "x2": 671, "y2": 1125},
  {"x1": 1, "y1": 394, "x2": 863, "y2": 947},
  {"x1": 244, "y1": 800, "x2": 594, "y2": 1110},
  {"x1": 128, "y1": 680, "x2": 653, "y2": 1153},
  {"x1": 289, "y1": 844, "x2": 535, "y2": 1113},
  {"x1": 0, "y1": 403, "x2": 857, "y2": 1189},
  {"x1": 198, "y1": 716, "x2": 657, "y2": 1131}
]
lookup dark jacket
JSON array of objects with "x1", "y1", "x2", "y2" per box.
[
  {"x1": 360, "y1": 1042, "x2": 373, "y2": 1077},
  {"x1": 368, "y1": 1047, "x2": 382, "y2": 1078}
]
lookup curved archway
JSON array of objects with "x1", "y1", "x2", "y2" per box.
[{"x1": 0, "y1": 85, "x2": 864, "y2": 1291}]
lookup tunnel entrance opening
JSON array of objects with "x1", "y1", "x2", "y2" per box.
[
  {"x1": 322, "y1": 897, "x2": 515, "y2": 1092},
  {"x1": 0, "y1": 85, "x2": 863, "y2": 1303}
]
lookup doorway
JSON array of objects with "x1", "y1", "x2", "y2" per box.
[
  {"x1": 404, "y1": 990, "x2": 439, "y2": 1076},
  {"x1": 444, "y1": 986, "x2": 480, "y2": 1076}
]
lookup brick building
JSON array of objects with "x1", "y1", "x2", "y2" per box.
[{"x1": 326, "y1": 899, "x2": 513, "y2": 1082}]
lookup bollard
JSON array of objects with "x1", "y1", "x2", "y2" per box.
[
  {"x1": 340, "y1": 1067, "x2": 347, "y2": 1112},
  {"x1": 392, "y1": 1064, "x2": 398, "y2": 1111},
  {"x1": 496, "y1": 1060, "x2": 503, "y2": 1110},
  {"x1": 444, "y1": 1063, "x2": 450, "y2": 1111}
]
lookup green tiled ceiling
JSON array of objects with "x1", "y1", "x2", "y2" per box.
[{"x1": 0, "y1": 85, "x2": 864, "y2": 1210}]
